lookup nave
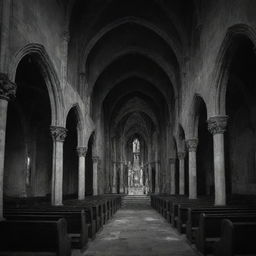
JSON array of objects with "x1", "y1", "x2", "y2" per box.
[
  {"x1": 2, "y1": 1, "x2": 256, "y2": 255},
  {"x1": 74, "y1": 196, "x2": 197, "y2": 256}
]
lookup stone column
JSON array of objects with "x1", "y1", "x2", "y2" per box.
[
  {"x1": 169, "y1": 158, "x2": 176, "y2": 195},
  {"x1": 50, "y1": 126, "x2": 67, "y2": 206},
  {"x1": 186, "y1": 138, "x2": 198, "y2": 199},
  {"x1": 155, "y1": 161, "x2": 160, "y2": 194},
  {"x1": 124, "y1": 163, "x2": 128, "y2": 194},
  {"x1": 92, "y1": 156, "x2": 99, "y2": 195},
  {"x1": 77, "y1": 147, "x2": 87, "y2": 200},
  {"x1": 0, "y1": 74, "x2": 16, "y2": 220},
  {"x1": 119, "y1": 162, "x2": 124, "y2": 193},
  {"x1": 177, "y1": 152, "x2": 186, "y2": 195},
  {"x1": 112, "y1": 161, "x2": 117, "y2": 193},
  {"x1": 148, "y1": 162, "x2": 152, "y2": 193},
  {"x1": 208, "y1": 115, "x2": 228, "y2": 205}
]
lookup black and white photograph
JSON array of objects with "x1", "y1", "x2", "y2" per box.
[{"x1": 0, "y1": 1, "x2": 256, "y2": 255}]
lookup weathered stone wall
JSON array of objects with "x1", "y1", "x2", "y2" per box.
[{"x1": 3, "y1": 0, "x2": 256, "y2": 198}]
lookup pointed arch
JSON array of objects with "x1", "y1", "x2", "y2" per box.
[
  {"x1": 80, "y1": 16, "x2": 182, "y2": 73},
  {"x1": 8, "y1": 43, "x2": 64, "y2": 126},
  {"x1": 212, "y1": 24, "x2": 256, "y2": 115},
  {"x1": 187, "y1": 94, "x2": 208, "y2": 138},
  {"x1": 65, "y1": 103, "x2": 86, "y2": 146}
]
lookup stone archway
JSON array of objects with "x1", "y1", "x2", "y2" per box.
[{"x1": 4, "y1": 54, "x2": 53, "y2": 199}]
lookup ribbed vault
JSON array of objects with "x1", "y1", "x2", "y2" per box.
[{"x1": 66, "y1": 0, "x2": 196, "y2": 193}]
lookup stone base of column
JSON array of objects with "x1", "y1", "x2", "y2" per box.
[
  {"x1": 215, "y1": 202, "x2": 226, "y2": 206},
  {"x1": 215, "y1": 197, "x2": 226, "y2": 206},
  {"x1": 112, "y1": 186, "x2": 117, "y2": 193},
  {"x1": 120, "y1": 187, "x2": 124, "y2": 193},
  {"x1": 78, "y1": 195, "x2": 85, "y2": 200},
  {"x1": 53, "y1": 202, "x2": 63, "y2": 206}
]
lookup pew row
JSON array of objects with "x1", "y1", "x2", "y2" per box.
[
  {"x1": 214, "y1": 219, "x2": 256, "y2": 256},
  {"x1": 0, "y1": 219, "x2": 71, "y2": 256}
]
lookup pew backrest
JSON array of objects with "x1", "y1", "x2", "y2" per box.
[{"x1": 0, "y1": 218, "x2": 71, "y2": 256}]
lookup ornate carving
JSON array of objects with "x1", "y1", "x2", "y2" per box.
[
  {"x1": 50, "y1": 126, "x2": 67, "y2": 142},
  {"x1": 186, "y1": 138, "x2": 198, "y2": 152},
  {"x1": 207, "y1": 115, "x2": 228, "y2": 135},
  {"x1": 169, "y1": 158, "x2": 176, "y2": 164},
  {"x1": 62, "y1": 31, "x2": 70, "y2": 42},
  {"x1": 177, "y1": 152, "x2": 186, "y2": 160},
  {"x1": 0, "y1": 73, "x2": 16, "y2": 100},
  {"x1": 92, "y1": 156, "x2": 100, "y2": 164},
  {"x1": 77, "y1": 147, "x2": 87, "y2": 157}
]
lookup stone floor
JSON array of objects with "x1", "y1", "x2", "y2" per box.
[{"x1": 72, "y1": 204, "x2": 198, "y2": 256}]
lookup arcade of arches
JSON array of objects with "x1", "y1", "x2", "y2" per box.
[{"x1": 1, "y1": 0, "x2": 256, "y2": 231}]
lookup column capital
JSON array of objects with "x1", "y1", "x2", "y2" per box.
[
  {"x1": 77, "y1": 147, "x2": 87, "y2": 157},
  {"x1": 186, "y1": 138, "x2": 198, "y2": 152},
  {"x1": 50, "y1": 126, "x2": 67, "y2": 142},
  {"x1": 62, "y1": 31, "x2": 70, "y2": 42},
  {"x1": 177, "y1": 151, "x2": 186, "y2": 160},
  {"x1": 169, "y1": 158, "x2": 176, "y2": 164},
  {"x1": 207, "y1": 115, "x2": 228, "y2": 135},
  {"x1": 0, "y1": 73, "x2": 16, "y2": 101},
  {"x1": 92, "y1": 156, "x2": 100, "y2": 163}
]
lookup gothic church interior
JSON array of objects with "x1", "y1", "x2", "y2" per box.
[{"x1": 1, "y1": 0, "x2": 256, "y2": 255}]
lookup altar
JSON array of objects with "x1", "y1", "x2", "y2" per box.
[{"x1": 127, "y1": 138, "x2": 149, "y2": 195}]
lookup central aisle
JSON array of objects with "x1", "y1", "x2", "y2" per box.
[{"x1": 75, "y1": 205, "x2": 198, "y2": 256}]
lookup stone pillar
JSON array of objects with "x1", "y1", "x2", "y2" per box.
[
  {"x1": 208, "y1": 115, "x2": 228, "y2": 205},
  {"x1": 77, "y1": 147, "x2": 87, "y2": 200},
  {"x1": 0, "y1": 74, "x2": 16, "y2": 220},
  {"x1": 124, "y1": 163, "x2": 128, "y2": 194},
  {"x1": 155, "y1": 161, "x2": 160, "y2": 194},
  {"x1": 148, "y1": 162, "x2": 152, "y2": 193},
  {"x1": 112, "y1": 161, "x2": 117, "y2": 193},
  {"x1": 119, "y1": 162, "x2": 124, "y2": 193},
  {"x1": 177, "y1": 152, "x2": 186, "y2": 195},
  {"x1": 169, "y1": 158, "x2": 176, "y2": 195},
  {"x1": 186, "y1": 138, "x2": 198, "y2": 199},
  {"x1": 92, "y1": 156, "x2": 99, "y2": 195},
  {"x1": 50, "y1": 126, "x2": 67, "y2": 205}
]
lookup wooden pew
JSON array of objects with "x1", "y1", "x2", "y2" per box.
[
  {"x1": 5, "y1": 194, "x2": 122, "y2": 239},
  {"x1": 214, "y1": 219, "x2": 256, "y2": 256},
  {"x1": 5, "y1": 211, "x2": 88, "y2": 250},
  {"x1": 195, "y1": 213, "x2": 256, "y2": 255},
  {"x1": 186, "y1": 207, "x2": 256, "y2": 242},
  {"x1": 171, "y1": 198, "x2": 214, "y2": 228},
  {"x1": 5, "y1": 208, "x2": 96, "y2": 241},
  {"x1": 0, "y1": 218, "x2": 71, "y2": 256},
  {"x1": 174, "y1": 201, "x2": 214, "y2": 230}
]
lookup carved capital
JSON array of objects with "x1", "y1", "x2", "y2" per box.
[
  {"x1": 77, "y1": 147, "x2": 87, "y2": 157},
  {"x1": 50, "y1": 126, "x2": 67, "y2": 142},
  {"x1": 207, "y1": 115, "x2": 228, "y2": 135},
  {"x1": 62, "y1": 31, "x2": 70, "y2": 42},
  {"x1": 92, "y1": 156, "x2": 100, "y2": 164},
  {"x1": 169, "y1": 158, "x2": 176, "y2": 164},
  {"x1": 177, "y1": 152, "x2": 186, "y2": 160},
  {"x1": 186, "y1": 138, "x2": 198, "y2": 152},
  {"x1": 0, "y1": 73, "x2": 16, "y2": 101}
]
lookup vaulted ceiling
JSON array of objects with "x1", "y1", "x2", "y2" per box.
[{"x1": 66, "y1": 0, "x2": 197, "y2": 147}]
